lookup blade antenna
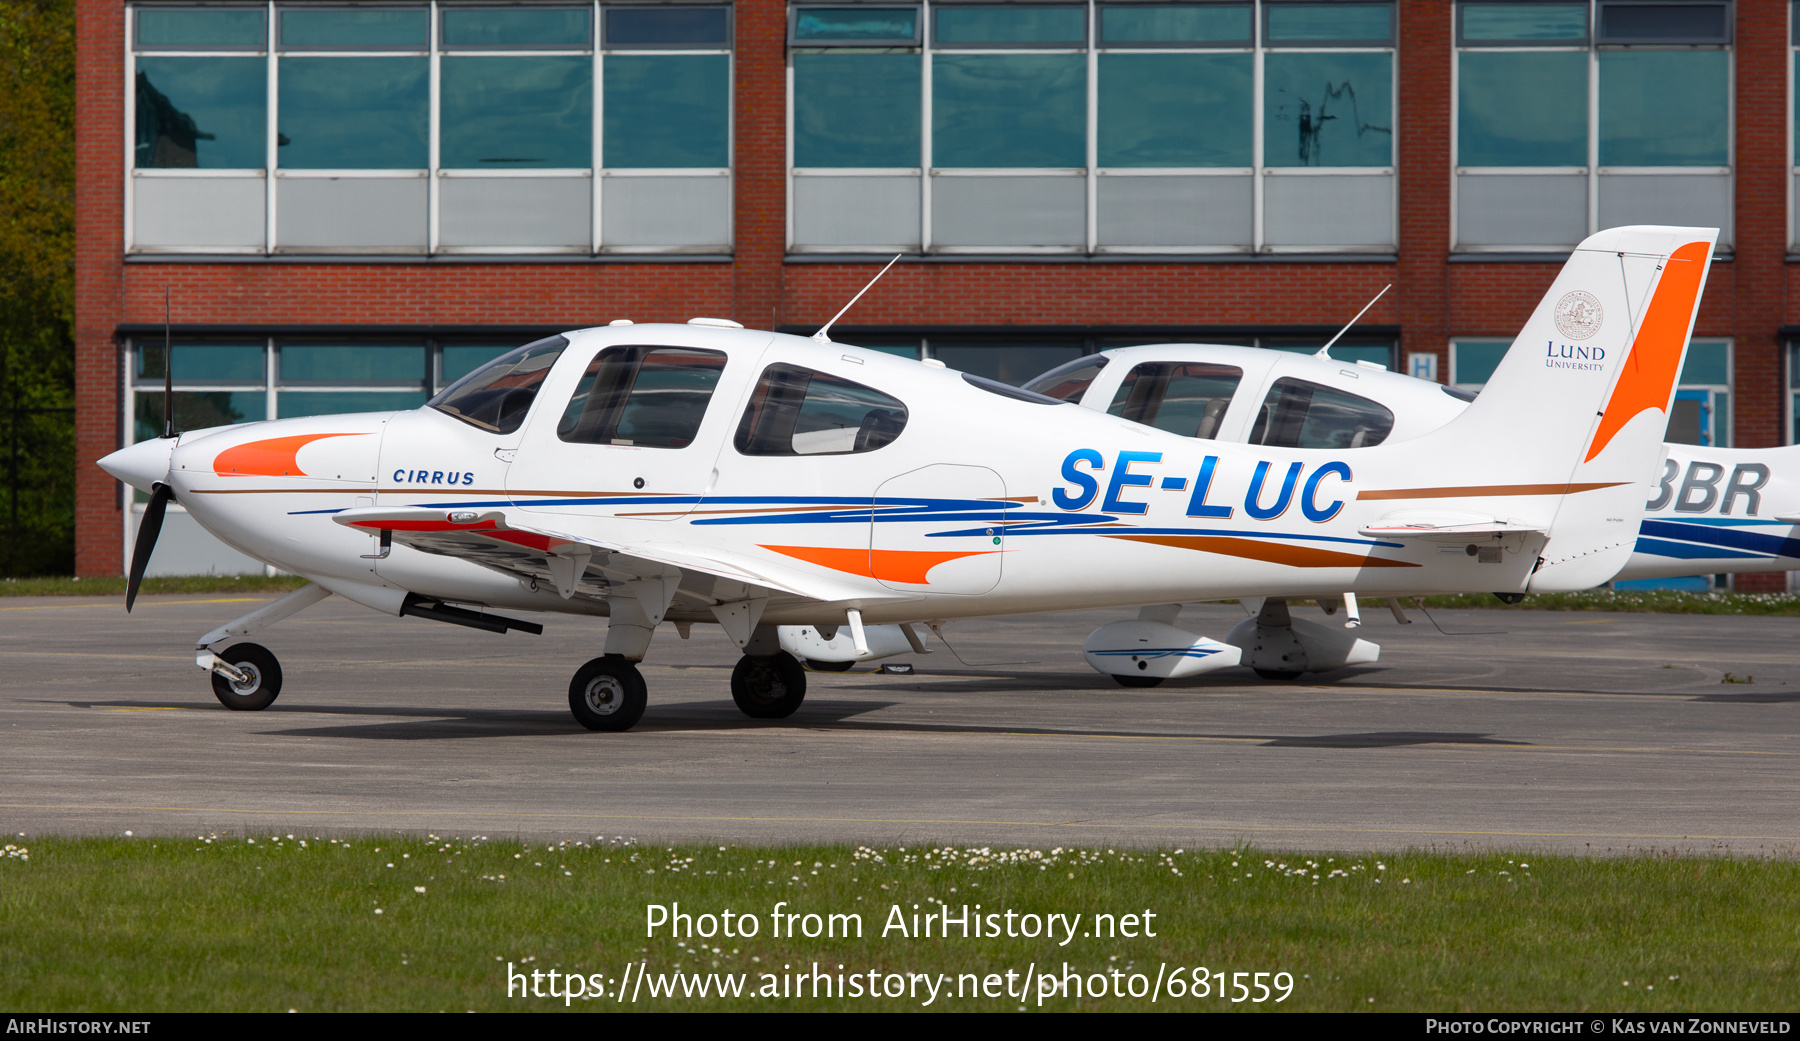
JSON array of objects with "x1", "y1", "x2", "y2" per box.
[
  {"x1": 813, "y1": 254, "x2": 902, "y2": 345},
  {"x1": 162, "y1": 286, "x2": 174, "y2": 439},
  {"x1": 1314, "y1": 283, "x2": 1391, "y2": 360}
]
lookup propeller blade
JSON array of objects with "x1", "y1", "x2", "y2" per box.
[{"x1": 127, "y1": 483, "x2": 174, "y2": 613}]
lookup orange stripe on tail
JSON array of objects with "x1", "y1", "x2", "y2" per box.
[{"x1": 1584, "y1": 241, "x2": 1710, "y2": 462}]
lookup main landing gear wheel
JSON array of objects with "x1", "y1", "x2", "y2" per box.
[
  {"x1": 568, "y1": 655, "x2": 648, "y2": 732},
  {"x1": 803, "y1": 658, "x2": 855, "y2": 673},
  {"x1": 1113, "y1": 674, "x2": 1163, "y2": 688},
  {"x1": 210, "y1": 643, "x2": 282, "y2": 711},
  {"x1": 731, "y1": 651, "x2": 807, "y2": 719}
]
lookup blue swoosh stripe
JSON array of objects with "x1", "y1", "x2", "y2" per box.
[
  {"x1": 1632, "y1": 537, "x2": 1766, "y2": 561},
  {"x1": 1639, "y1": 519, "x2": 1800, "y2": 559}
]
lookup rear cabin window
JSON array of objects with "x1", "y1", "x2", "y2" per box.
[
  {"x1": 428, "y1": 334, "x2": 567, "y2": 434},
  {"x1": 557, "y1": 346, "x2": 726, "y2": 448},
  {"x1": 1248, "y1": 377, "x2": 1395, "y2": 449},
  {"x1": 1021, "y1": 356, "x2": 1108, "y2": 402},
  {"x1": 1107, "y1": 362, "x2": 1243, "y2": 439},
  {"x1": 734, "y1": 363, "x2": 908, "y2": 455}
]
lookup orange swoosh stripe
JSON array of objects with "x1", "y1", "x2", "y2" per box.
[
  {"x1": 1357, "y1": 482, "x2": 1626, "y2": 501},
  {"x1": 1107, "y1": 534, "x2": 1419, "y2": 569},
  {"x1": 761, "y1": 544, "x2": 997, "y2": 585},
  {"x1": 1585, "y1": 240, "x2": 1711, "y2": 462},
  {"x1": 213, "y1": 433, "x2": 369, "y2": 477}
]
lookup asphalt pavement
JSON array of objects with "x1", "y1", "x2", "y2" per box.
[{"x1": 3, "y1": 592, "x2": 1796, "y2": 855}]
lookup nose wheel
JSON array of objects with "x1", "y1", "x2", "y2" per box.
[
  {"x1": 210, "y1": 643, "x2": 283, "y2": 710},
  {"x1": 568, "y1": 655, "x2": 648, "y2": 731},
  {"x1": 731, "y1": 651, "x2": 807, "y2": 719}
]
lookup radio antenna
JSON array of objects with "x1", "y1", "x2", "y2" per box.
[
  {"x1": 813, "y1": 254, "x2": 902, "y2": 344},
  {"x1": 1315, "y1": 283, "x2": 1391, "y2": 360}
]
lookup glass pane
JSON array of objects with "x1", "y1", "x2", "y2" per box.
[
  {"x1": 794, "y1": 53, "x2": 920, "y2": 167},
  {"x1": 280, "y1": 344, "x2": 426, "y2": 382},
  {"x1": 1264, "y1": 342, "x2": 1392, "y2": 368},
  {"x1": 279, "y1": 7, "x2": 429, "y2": 48},
  {"x1": 136, "y1": 343, "x2": 265, "y2": 383},
  {"x1": 794, "y1": 7, "x2": 919, "y2": 42},
  {"x1": 431, "y1": 336, "x2": 567, "y2": 434},
  {"x1": 613, "y1": 350, "x2": 727, "y2": 448},
  {"x1": 1681, "y1": 340, "x2": 1729, "y2": 385},
  {"x1": 1099, "y1": 53, "x2": 1252, "y2": 167},
  {"x1": 134, "y1": 57, "x2": 266, "y2": 169},
  {"x1": 932, "y1": 54, "x2": 1085, "y2": 167},
  {"x1": 734, "y1": 364, "x2": 908, "y2": 456},
  {"x1": 1108, "y1": 362, "x2": 1243, "y2": 438},
  {"x1": 1263, "y1": 51, "x2": 1393, "y2": 167},
  {"x1": 1599, "y1": 50, "x2": 1728, "y2": 166},
  {"x1": 1248, "y1": 377, "x2": 1394, "y2": 449},
  {"x1": 441, "y1": 7, "x2": 592, "y2": 47},
  {"x1": 931, "y1": 343, "x2": 1085, "y2": 384},
  {"x1": 603, "y1": 54, "x2": 729, "y2": 168},
  {"x1": 441, "y1": 344, "x2": 515, "y2": 385},
  {"x1": 1457, "y1": 51, "x2": 1585, "y2": 166},
  {"x1": 604, "y1": 7, "x2": 730, "y2": 45},
  {"x1": 279, "y1": 391, "x2": 429, "y2": 417},
  {"x1": 1265, "y1": 3, "x2": 1393, "y2": 42},
  {"x1": 277, "y1": 57, "x2": 427, "y2": 168},
  {"x1": 1021, "y1": 356, "x2": 1106, "y2": 401},
  {"x1": 137, "y1": 8, "x2": 266, "y2": 48},
  {"x1": 934, "y1": 5, "x2": 1086, "y2": 44},
  {"x1": 135, "y1": 391, "x2": 266, "y2": 442},
  {"x1": 1100, "y1": 4, "x2": 1252, "y2": 44},
  {"x1": 1460, "y1": 3, "x2": 1587, "y2": 40},
  {"x1": 441, "y1": 56, "x2": 592, "y2": 168},
  {"x1": 1452, "y1": 340, "x2": 1508, "y2": 385},
  {"x1": 1598, "y1": 2, "x2": 1728, "y2": 41}
]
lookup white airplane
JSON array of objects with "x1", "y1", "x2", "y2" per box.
[
  {"x1": 100, "y1": 225, "x2": 1716, "y2": 730},
  {"x1": 1017, "y1": 275, "x2": 1800, "y2": 688}
]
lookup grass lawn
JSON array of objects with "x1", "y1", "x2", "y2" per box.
[{"x1": 0, "y1": 836, "x2": 1793, "y2": 1012}]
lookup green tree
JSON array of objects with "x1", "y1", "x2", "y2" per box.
[{"x1": 0, "y1": 0, "x2": 74, "y2": 576}]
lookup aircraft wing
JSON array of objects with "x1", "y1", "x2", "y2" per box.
[
  {"x1": 331, "y1": 505, "x2": 888, "y2": 606},
  {"x1": 1357, "y1": 520, "x2": 1547, "y2": 539}
]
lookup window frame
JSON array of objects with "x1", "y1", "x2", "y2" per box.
[
  {"x1": 1452, "y1": 0, "x2": 1735, "y2": 254},
  {"x1": 786, "y1": 0, "x2": 1399, "y2": 257}
]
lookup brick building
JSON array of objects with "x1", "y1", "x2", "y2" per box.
[{"x1": 75, "y1": 0, "x2": 1793, "y2": 585}]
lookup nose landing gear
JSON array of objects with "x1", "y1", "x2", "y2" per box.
[{"x1": 208, "y1": 643, "x2": 283, "y2": 710}]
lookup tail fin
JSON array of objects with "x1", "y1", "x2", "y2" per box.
[{"x1": 1379, "y1": 225, "x2": 1717, "y2": 591}]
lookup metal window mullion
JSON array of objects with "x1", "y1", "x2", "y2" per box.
[
  {"x1": 267, "y1": 0, "x2": 279, "y2": 253},
  {"x1": 1252, "y1": 15, "x2": 1264, "y2": 253},
  {"x1": 921, "y1": 0, "x2": 933, "y2": 253},
  {"x1": 785, "y1": 58, "x2": 795, "y2": 253},
  {"x1": 428, "y1": 0, "x2": 440, "y2": 254},
  {"x1": 1587, "y1": 1, "x2": 1599, "y2": 235},
  {"x1": 1449, "y1": 40, "x2": 1460, "y2": 250},
  {"x1": 124, "y1": 8, "x2": 136, "y2": 254},
  {"x1": 265, "y1": 337, "x2": 278, "y2": 421},
  {"x1": 1085, "y1": 0, "x2": 1097, "y2": 254},
  {"x1": 604, "y1": 1, "x2": 612, "y2": 253}
]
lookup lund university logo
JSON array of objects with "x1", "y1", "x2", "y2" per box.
[{"x1": 1553, "y1": 290, "x2": 1604, "y2": 340}]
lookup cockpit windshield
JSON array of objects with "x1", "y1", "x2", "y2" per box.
[
  {"x1": 1248, "y1": 377, "x2": 1395, "y2": 449},
  {"x1": 428, "y1": 335, "x2": 568, "y2": 434},
  {"x1": 1021, "y1": 356, "x2": 1107, "y2": 402},
  {"x1": 1107, "y1": 362, "x2": 1243, "y2": 439}
]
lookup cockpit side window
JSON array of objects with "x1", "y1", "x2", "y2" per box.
[
  {"x1": 734, "y1": 363, "x2": 908, "y2": 456},
  {"x1": 1021, "y1": 356, "x2": 1108, "y2": 402},
  {"x1": 428, "y1": 335, "x2": 567, "y2": 434},
  {"x1": 1247, "y1": 377, "x2": 1395, "y2": 449},
  {"x1": 1106, "y1": 362, "x2": 1243, "y2": 439},
  {"x1": 557, "y1": 346, "x2": 726, "y2": 449}
]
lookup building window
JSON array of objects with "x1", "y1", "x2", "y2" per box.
[
  {"x1": 1452, "y1": 337, "x2": 1730, "y2": 445},
  {"x1": 126, "y1": 3, "x2": 733, "y2": 256},
  {"x1": 1455, "y1": 1, "x2": 1733, "y2": 253},
  {"x1": 788, "y1": 1, "x2": 1396, "y2": 256}
]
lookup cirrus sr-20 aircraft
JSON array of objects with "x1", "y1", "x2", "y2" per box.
[{"x1": 101, "y1": 225, "x2": 1716, "y2": 731}]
